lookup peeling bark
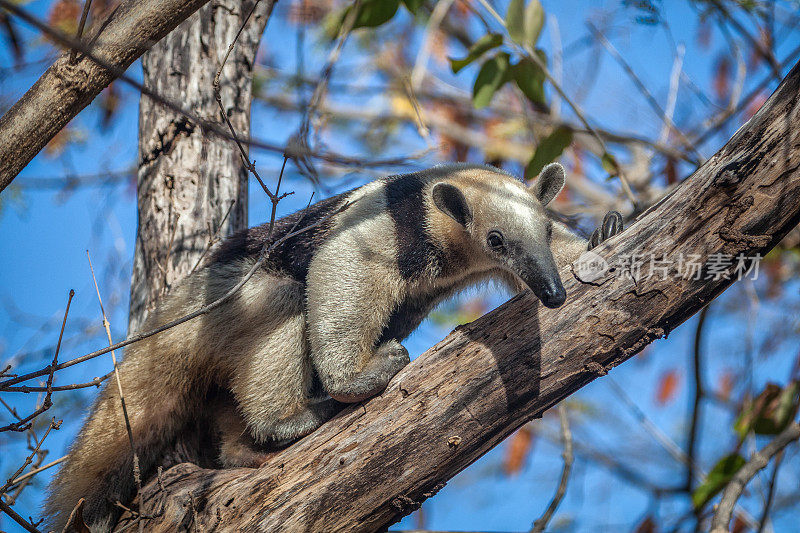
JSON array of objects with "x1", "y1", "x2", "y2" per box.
[
  {"x1": 116, "y1": 61, "x2": 800, "y2": 532},
  {"x1": 128, "y1": 0, "x2": 274, "y2": 333}
]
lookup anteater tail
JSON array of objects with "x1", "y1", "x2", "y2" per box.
[
  {"x1": 43, "y1": 371, "x2": 190, "y2": 531},
  {"x1": 44, "y1": 275, "x2": 213, "y2": 532}
]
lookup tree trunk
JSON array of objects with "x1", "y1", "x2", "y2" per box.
[
  {"x1": 117, "y1": 60, "x2": 800, "y2": 532},
  {"x1": 0, "y1": 0, "x2": 214, "y2": 191},
  {"x1": 128, "y1": 0, "x2": 274, "y2": 333}
]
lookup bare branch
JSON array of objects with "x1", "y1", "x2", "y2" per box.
[
  {"x1": 0, "y1": 0, "x2": 213, "y2": 190},
  {"x1": 86, "y1": 251, "x2": 143, "y2": 528},
  {"x1": 531, "y1": 405, "x2": 573, "y2": 533},
  {"x1": 687, "y1": 305, "x2": 710, "y2": 493},
  {"x1": 68, "y1": 0, "x2": 93, "y2": 64},
  {"x1": 3, "y1": 455, "x2": 67, "y2": 489},
  {"x1": 2, "y1": 372, "x2": 111, "y2": 393},
  {"x1": 587, "y1": 22, "x2": 704, "y2": 164},
  {"x1": 0, "y1": 290, "x2": 73, "y2": 432},
  {"x1": 0, "y1": 498, "x2": 42, "y2": 533},
  {"x1": 710, "y1": 422, "x2": 800, "y2": 533},
  {"x1": 756, "y1": 449, "x2": 785, "y2": 533}
]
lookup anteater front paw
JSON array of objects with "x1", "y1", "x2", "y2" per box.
[{"x1": 588, "y1": 211, "x2": 624, "y2": 250}]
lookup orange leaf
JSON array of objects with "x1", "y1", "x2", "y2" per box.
[
  {"x1": 748, "y1": 27, "x2": 772, "y2": 69},
  {"x1": 503, "y1": 425, "x2": 534, "y2": 475},
  {"x1": 696, "y1": 20, "x2": 711, "y2": 49},
  {"x1": 656, "y1": 369, "x2": 680, "y2": 405},
  {"x1": 732, "y1": 514, "x2": 747, "y2": 533},
  {"x1": 100, "y1": 82, "x2": 121, "y2": 129},
  {"x1": 48, "y1": 0, "x2": 80, "y2": 37},
  {"x1": 45, "y1": 126, "x2": 72, "y2": 157},
  {"x1": 665, "y1": 158, "x2": 677, "y2": 185},
  {"x1": 713, "y1": 56, "x2": 731, "y2": 102},
  {"x1": 717, "y1": 370, "x2": 736, "y2": 402},
  {"x1": 633, "y1": 515, "x2": 657, "y2": 533},
  {"x1": 744, "y1": 92, "x2": 768, "y2": 122}
]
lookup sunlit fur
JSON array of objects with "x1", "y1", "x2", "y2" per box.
[{"x1": 45, "y1": 163, "x2": 592, "y2": 531}]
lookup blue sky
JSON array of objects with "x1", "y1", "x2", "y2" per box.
[{"x1": 2, "y1": 0, "x2": 800, "y2": 531}]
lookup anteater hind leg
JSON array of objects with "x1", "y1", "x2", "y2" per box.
[{"x1": 217, "y1": 396, "x2": 343, "y2": 467}]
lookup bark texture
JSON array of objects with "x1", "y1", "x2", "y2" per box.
[
  {"x1": 0, "y1": 0, "x2": 214, "y2": 191},
  {"x1": 128, "y1": 0, "x2": 274, "y2": 333},
  {"x1": 116, "y1": 61, "x2": 800, "y2": 532}
]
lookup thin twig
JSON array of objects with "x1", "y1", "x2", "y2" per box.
[
  {"x1": 211, "y1": 0, "x2": 291, "y2": 241},
  {"x1": 3, "y1": 371, "x2": 112, "y2": 393},
  {"x1": 729, "y1": 43, "x2": 746, "y2": 113},
  {"x1": 69, "y1": 0, "x2": 92, "y2": 63},
  {"x1": 659, "y1": 43, "x2": 684, "y2": 146},
  {"x1": 531, "y1": 405, "x2": 573, "y2": 533},
  {"x1": 691, "y1": 43, "x2": 800, "y2": 148},
  {"x1": 3, "y1": 455, "x2": 67, "y2": 489},
  {"x1": 587, "y1": 22, "x2": 703, "y2": 163},
  {"x1": 213, "y1": 0, "x2": 279, "y2": 201},
  {"x1": 710, "y1": 422, "x2": 800, "y2": 533},
  {"x1": 548, "y1": 13, "x2": 562, "y2": 121},
  {"x1": 1, "y1": 418, "x2": 59, "y2": 496},
  {"x1": 0, "y1": 290, "x2": 73, "y2": 432},
  {"x1": 0, "y1": 498, "x2": 42, "y2": 533},
  {"x1": 756, "y1": 449, "x2": 784, "y2": 533},
  {"x1": 86, "y1": 251, "x2": 143, "y2": 530},
  {"x1": 708, "y1": 0, "x2": 780, "y2": 79},
  {"x1": 190, "y1": 199, "x2": 236, "y2": 274},
  {"x1": 687, "y1": 305, "x2": 709, "y2": 493},
  {"x1": 410, "y1": 0, "x2": 455, "y2": 92},
  {"x1": 608, "y1": 377, "x2": 700, "y2": 475},
  {"x1": 288, "y1": 0, "x2": 361, "y2": 181}
]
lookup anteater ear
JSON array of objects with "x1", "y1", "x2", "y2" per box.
[
  {"x1": 532, "y1": 163, "x2": 566, "y2": 206},
  {"x1": 432, "y1": 182, "x2": 472, "y2": 227}
]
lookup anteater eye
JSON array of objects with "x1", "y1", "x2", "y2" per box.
[{"x1": 487, "y1": 231, "x2": 505, "y2": 250}]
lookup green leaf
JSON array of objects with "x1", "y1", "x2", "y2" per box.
[
  {"x1": 512, "y1": 52, "x2": 546, "y2": 104},
  {"x1": 770, "y1": 382, "x2": 800, "y2": 433},
  {"x1": 401, "y1": 0, "x2": 424, "y2": 14},
  {"x1": 449, "y1": 33, "x2": 504, "y2": 74},
  {"x1": 525, "y1": 126, "x2": 573, "y2": 179},
  {"x1": 523, "y1": 0, "x2": 545, "y2": 46},
  {"x1": 507, "y1": 0, "x2": 545, "y2": 48},
  {"x1": 472, "y1": 53, "x2": 511, "y2": 109},
  {"x1": 322, "y1": 0, "x2": 400, "y2": 38},
  {"x1": 735, "y1": 382, "x2": 800, "y2": 437},
  {"x1": 354, "y1": 0, "x2": 400, "y2": 28},
  {"x1": 506, "y1": 0, "x2": 526, "y2": 44},
  {"x1": 692, "y1": 454, "x2": 746, "y2": 509},
  {"x1": 601, "y1": 151, "x2": 620, "y2": 177}
]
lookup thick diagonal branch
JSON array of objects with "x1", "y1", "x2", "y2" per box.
[{"x1": 0, "y1": 0, "x2": 212, "y2": 191}]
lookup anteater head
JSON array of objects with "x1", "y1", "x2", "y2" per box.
[{"x1": 430, "y1": 163, "x2": 568, "y2": 309}]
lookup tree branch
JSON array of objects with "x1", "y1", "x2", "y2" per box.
[
  {"x1": 118, "y1": 60, "x2": 800, "y2": 532},
  {"x1": 531, "y1": 405, "x2": 573, "y2": 533},
  {"x1": 710, "y1": 422, "x2": 800, "y2": 533},
  {"x1": 0, "y1": 0, "x2": 214, "y2": 191}
]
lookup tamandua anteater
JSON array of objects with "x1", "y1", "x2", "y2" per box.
[{"x1": 45, "y1": 162, "x2": 623, "y2": 531}]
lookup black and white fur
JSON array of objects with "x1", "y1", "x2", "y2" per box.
[{"x1": 45, "y1": 163, "x2": 622, "y2": 531}]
